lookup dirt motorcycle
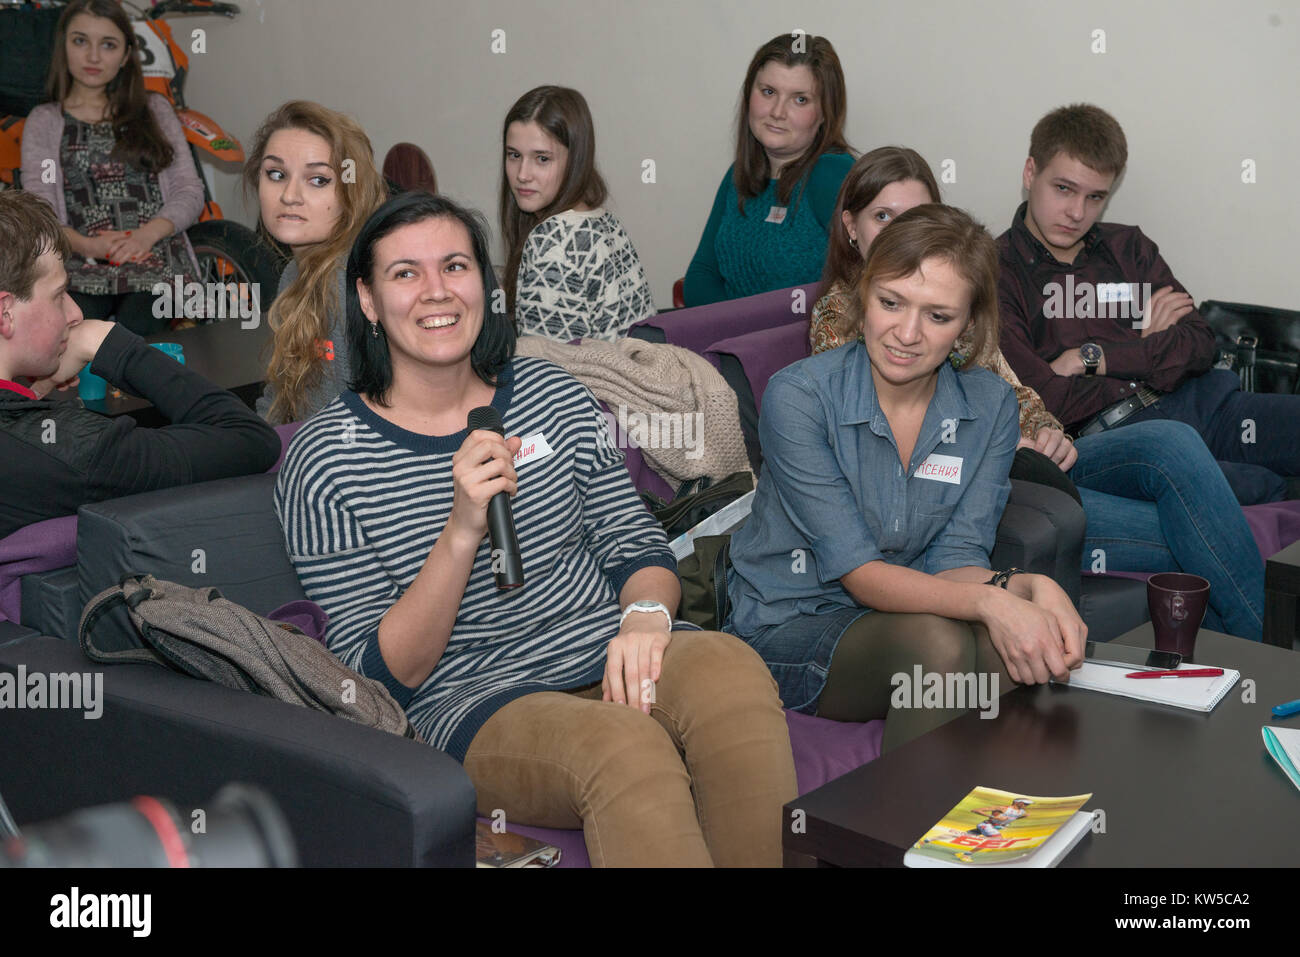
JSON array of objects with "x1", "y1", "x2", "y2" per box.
[{"x1": 0, "y1": 0, "x2": 281, "y2": 320}]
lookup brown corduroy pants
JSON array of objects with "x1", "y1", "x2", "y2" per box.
[{"x1": 463, "y1": 630, "x2": 799, "y2": 867}]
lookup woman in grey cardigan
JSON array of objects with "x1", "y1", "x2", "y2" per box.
[{"x1": 20, "y1": 0, "x2": 204, "y2": 335}]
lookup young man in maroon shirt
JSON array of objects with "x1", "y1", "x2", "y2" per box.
[
  {"x1": 996, "y1": 103, "x2": 1295, "y2": 504},
  {"x1": 0, "y1": 190, "x2": 279, "y2": 537}
]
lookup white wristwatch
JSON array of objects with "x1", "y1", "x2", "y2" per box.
[{"x1": 619, "y1": 599, "x2": 673, "y2": 631}]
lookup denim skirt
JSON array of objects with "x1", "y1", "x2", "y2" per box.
[{"x1": 723, "y1": 604, "x2": 874, "y2": 714}]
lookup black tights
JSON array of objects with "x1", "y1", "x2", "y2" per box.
[
  {"x1": 816, "y1": 613, "x2": 1014, "y2": 753},
  {"x1": 70, "y1": 291, "x2": 169, "y2": 336}
]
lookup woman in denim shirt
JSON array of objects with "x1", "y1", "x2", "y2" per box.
[{"x1": 725, "y1": 205, "x2": 1086, "y2": 752}]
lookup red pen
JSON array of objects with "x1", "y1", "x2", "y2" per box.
[{"x1": 1125, "y1": 668, "x2": 1224, "y2": 679}]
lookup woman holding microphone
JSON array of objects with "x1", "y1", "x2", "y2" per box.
[{"x1": 275, "y1": 192, "x2": 796, "y2": 867}]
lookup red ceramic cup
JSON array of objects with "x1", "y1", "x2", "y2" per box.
[{"x1": 1147, "y1": 573, "x2": 1210, "y2": 660}]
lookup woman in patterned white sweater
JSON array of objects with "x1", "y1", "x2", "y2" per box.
[
  {"x1": 499, "y1": 86, "x2": 656, "y2": 342},
  {"x1": 275, "y1": 192, "x2": 796, "y2": 866}
]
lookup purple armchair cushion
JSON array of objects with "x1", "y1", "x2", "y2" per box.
[
  {"x1": 271, "y1": 422, "x2": 304, "y2": 473},
  {"x1": 267, "y1": 599, "x2": 330, "y2": 644},
  {"x1": 629, "y1": 283, "x2": 819, "y2": 357},
  {"x1": 596, "y1": 400, "x2": 675, "y2": 502},
  {"x1": 0, "y1": 515, "x2": 78, "y2": 623},
  {"x1": 705, "y1": 320, "x2": 811, "y2": 413},
  {"x1": 1243, "y1": 500, "x2": 1300, "y2": 558}
]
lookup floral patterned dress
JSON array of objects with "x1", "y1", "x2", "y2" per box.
[{"x1": 60, "y1": 113, "x2": 195, "y2": 296}]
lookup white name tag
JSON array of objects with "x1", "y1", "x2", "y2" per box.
[
  {"x1": 1097, "y1": 282, "x2": 1136, "y2": 303},
  {"x1": 916, "y1": 453, "x2": 963, "y2": 484},
  {"x1": 765, "y1": 205, "x2": 788, "y2": 224},
  {"x1": 513, "y1": 433, "x2": 553, "y2": 467}
]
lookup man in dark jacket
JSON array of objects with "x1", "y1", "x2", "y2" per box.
[
  {"x1": 996, "y1": 103, "x2": 1296, "y2": 503},
  {"x1": 0, "y1": 190, "x2": 280, "y2": 537}
]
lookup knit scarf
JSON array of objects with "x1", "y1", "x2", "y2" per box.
[{"x1": 515, "y1": 336, "x2": 751, "y2": 490}]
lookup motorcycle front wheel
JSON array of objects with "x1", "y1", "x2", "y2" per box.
[{"x1": 184, "y1": 219, "x2": 285, "y2": 326}]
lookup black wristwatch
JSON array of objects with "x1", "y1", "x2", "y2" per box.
[
  {"x1": 986, "y1": 568, "x2": 1025, "y2": 589},
  {"x1": 1080, "y1": 342, "x2": 1103, "y2": 376}
]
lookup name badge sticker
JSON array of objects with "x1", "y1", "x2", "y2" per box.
[
  {"x1": 916, "y1": 452, "x2": 963, "y2": 485},
  {"x1": 1097, "y1": 282, "x2": 1136, "y2": 303},
  {"x1": 513, "y1": 432, "x2": 554, "y2": 467},
  {"x1": 765, "y1": 205, "x2": 788, "y2": 224}
]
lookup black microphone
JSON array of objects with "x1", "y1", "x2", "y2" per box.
[{"x1": 466, "y1": 406, "x2": 524, "y2": 589}]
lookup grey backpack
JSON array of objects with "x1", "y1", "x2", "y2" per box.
[{"x1": 79, "y1": 574, "x2": 419, "y2": 741}]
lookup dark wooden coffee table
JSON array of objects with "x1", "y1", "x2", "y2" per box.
[
  {"x1": 784, "y1": 624, "x2": 1300, "y2": 866},
  {"x1": 1265, "y1": 539, "x2": 1300, "y2": 650},
  {"x1": 49, "y1": 319, "x2": 272, "y2": 426}
]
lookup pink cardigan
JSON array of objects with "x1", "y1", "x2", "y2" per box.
[{"x1": 20, "y1": 93, "x2": 204, "y2": 270}]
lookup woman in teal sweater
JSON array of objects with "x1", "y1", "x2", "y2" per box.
[{"x1": 683, "y1": 33, "x2": 854, "y2": 306}]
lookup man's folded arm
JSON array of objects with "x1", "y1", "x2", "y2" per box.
[
  {"x1": 1098, "y1": 230, "x2": 1217, "y2": 391},
  {"x1": 83, "y1": 324, "x2": 281, "y2": 500},
  {"x1": 998, "y1": 283, "x2": 1130, "y2": 427}
]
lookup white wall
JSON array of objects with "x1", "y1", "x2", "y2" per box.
[{"x1": 183, "y1": 0, "x2": 1300, "y2": 307}]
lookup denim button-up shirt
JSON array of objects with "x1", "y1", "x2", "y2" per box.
[{"x1": 727, "y1": 341, "x2": 1019, "y2": 636}]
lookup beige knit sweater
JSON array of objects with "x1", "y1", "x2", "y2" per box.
[{"x1": 515, "y1": 335, "x2": 751, "y2": 490}]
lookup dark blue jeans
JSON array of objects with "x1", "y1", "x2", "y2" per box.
[
  {"x1": 1128, "y1": 369, "x2": 1296, "y2": 503},
  {"x1": 1071, "y1": 419, "x2": 1265, "y2": 640}
]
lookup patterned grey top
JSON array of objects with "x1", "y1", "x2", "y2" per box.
[{"x1": 513, "y1": 207, "x2": 656, "y2": 342}]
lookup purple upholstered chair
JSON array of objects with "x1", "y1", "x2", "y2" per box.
[
  {"x1": 0, "y1": 516, "x2": 78, "y2": 623},
  {"x1": 705, "y1": 320, "x2": 810, "y2": 413},
  {"x1": 629, "y1": 283, "x2": 819, "y2": 359},
  {"x1": 1244, "y1": 500, "x2": 1300, "y2": 559}
]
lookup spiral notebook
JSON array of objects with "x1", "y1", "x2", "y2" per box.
[{"x1": 1053, "y1": 660, "x2": 1240, "y2": 712}]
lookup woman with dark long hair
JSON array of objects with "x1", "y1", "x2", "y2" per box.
[
  {"x1": 499, "y1": 85, "x2": 654, "y2": 341},
  {"x1": 243, "y1": 101, "x2": 388, "y2": 424},
  {"x1": 683, "y1": 32, "x2": 854, "y2": 305},
  {"x1": 20, "y1": 0, "x2": 203, "y2": 334},
  {"x1": 276, "y1": 192, "x2": 796, "y2": 866}
]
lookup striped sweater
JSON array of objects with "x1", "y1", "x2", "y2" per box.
[{"x1": 274, "y1": 357, "x2": 676, "y2": 760}]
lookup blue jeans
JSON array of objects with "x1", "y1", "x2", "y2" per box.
[
  {"x1": 721, "y1": 604, "x2": 872, "y2": 713},
  {"x1": 1070, "y1": 420, "x2": 1264, "y2": 640},
  {"x1": 1129, "y1": 369, "x2": 1294, "y2": 503}
]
